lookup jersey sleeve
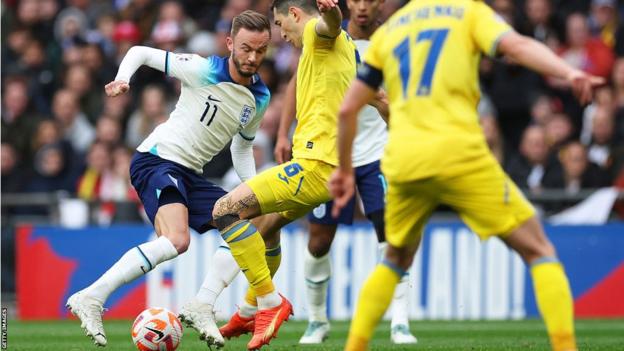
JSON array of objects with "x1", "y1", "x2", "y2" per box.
[
  {"x1": 165, "y1": 52, "x2": 212, "y2": 87},
  {"x1": 303, "y1": 17, "x2": 338, "y2": 48},
  {"x1": 357, "y1": 26, "x2": 385, "y2": 89},
  {"x1": 469, "y1": 2, "x2": 513, "y2": 57}
]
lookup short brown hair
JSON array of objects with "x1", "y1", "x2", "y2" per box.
[
  {"x1": 271, "y1": 0, "x2": 318, "y2": 15},
  {"x1": 231, "y1": 10, "x2": 271, "y2": 37}
]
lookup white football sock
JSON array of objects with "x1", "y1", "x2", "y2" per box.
[
  {"x1": 84, "y1": 236, "x2": 178, "y2": 303},
  {"x1": 195, "y1": 246, "x2": 240, "y2": 306},
  {"x1": 256, "y1": 291, "x2": 282, "y2": 310},
  {"x1": 391, "y1": 273, "x2": 411, "y2": 327},
  {"x1": 304, "y1": 249, "x2": 331, "y2": 323},
  {"x1": 239, "y1": 301, "x2": 258, "y2": 318},
  {"x1": 378, "y1": 242, "x2": 412, "y2": 327}
]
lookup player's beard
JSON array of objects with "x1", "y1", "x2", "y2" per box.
[{"x1": 232, "y1": 50, "x2": 257, "y2": 78}]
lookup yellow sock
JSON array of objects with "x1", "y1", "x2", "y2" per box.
[
  {"x1": 221, "y1": 221, "x2": 274, "y2": 297},
  {"x1": 346, "y1": 262, "x2": 402, "y2": 351},
  {"x1": 245, "y1": 245, "x2": 282, "y2": 306},
  {"x1": 531, "y1": 259, "x2": 577, "y2": 351}
]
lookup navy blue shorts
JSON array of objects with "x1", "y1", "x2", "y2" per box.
[
  {"x1": 308, "y1": 160, "x2": 386, "y2": 225},
  {"x1": 130, "y1": 152, "x2": 227, "y2": 233}
]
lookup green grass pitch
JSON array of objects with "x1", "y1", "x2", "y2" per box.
[{"x1": 7, "y1": 319, "x2": 624, "y2": 350}]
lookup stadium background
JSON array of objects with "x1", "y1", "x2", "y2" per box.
[{"x1": 1, "y1": 0, "x2": 624, "y2": 348}]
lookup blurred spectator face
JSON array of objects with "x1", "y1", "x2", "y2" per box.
[
  {"x1": 188, "y1": 32, "x2": 217, "y2": 57},
  {"x1": 52, "y1": 90, "x2": 79, "y2": 126},
  {"x1": 545, "y1": 113, "x2": 573, "y2": 147},
  {"x1": 96, "y1": 117, "x2": 122, "y2": 145},
  {"x1": 347, "y1": 0, "x2": 383, "y2": 28},
  {"x1": 227, "y1": 28, "x2": 271, "y2": 78},
  {"x1": 83, "y1": 44, "x2": 104, "y2": 73},
  {"x1": 492, "y1": 0, "x2": 514, "y2": 24},
  {"x1": 37, "y1": 146, "x2": 65, "y2": 177},
  {"x1": 159, "y1": 1, "x2": 185, "y2": 22},
  {"x1": 87, "y1": 143, "x2": 112, "y2": 173},
  {"x1": 3, "y1": 78, "x2": 29, "y2": 119},
  {"x1": 63, "y1": 46, "x2": 84, "y2": 66},
  {"x1": 591, "y1": 0, "x2": 615, "y2": 28},
  {"x1": 521, "y1": 126, "x2": 548, "y2": 164},
  {"x1": 560, "y1": 142, "x2": 588, "y2": 180},
  {"x1": 526, "y1": 0, "x2": 550, "y2": 25},
  {"x1": 566, "y1": 13, "x2": 589, "y2": 48},
  {"x1": 22, "y1": 40, "x2": 45, "y2": 68},
  {"x1": 18, "y1": 0, "x2": 40, "y2": 26},
  {"x1": 97, "y1": 15, "x2": 117, "y2": 40},
  {"x1": 592, "y1": 107, "x2": 614, "y2": 144},
  {"x1": 65, "y1": 65, "x2": 93, "y2": 97},
  {"x1": 40, "y1": 0, "x2": 59, "y2": 21},
  {"x1": 33, "y1": 120, "x2": 61, "y2": 150},
  {"x1": 141, "y1": 86, "x2": 166, "y2": 117},
  {"x1": 1, "y1": 144, "x2": 18, "y2": 175},
  {"x1": 530, "y1": 95, "x2": 553, "y2": 126},
  {"x1": 7, "y1": 29, "x2": 33, "y2": 55},
  {"x1": 594, "y1": 86, "x2": 614, "y2": 109}
]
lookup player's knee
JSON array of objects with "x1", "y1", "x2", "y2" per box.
[
  {"x1": 163, "y1": 232, "x2": 190, "y2": 254},
  {"x1": 385, "y1": 244, "x2": 416, "y2": 271},
  {"x1": 308, "y1": 236, "x2": 332, "y2": 257}
]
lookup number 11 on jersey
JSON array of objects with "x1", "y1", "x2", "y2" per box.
[{"x1": 393, "y1": 28, "x2": 449, "y2": 98}]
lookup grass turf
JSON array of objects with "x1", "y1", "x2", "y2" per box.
[{"x1": 6, "y1": 319, "x2": 624, "y2": 350}]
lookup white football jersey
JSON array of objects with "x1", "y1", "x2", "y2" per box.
[
  {"x1": 352, "y1": 39, "x2": 387, "y2": 167},
  {"x1": 137, "y1": 54, "x2": 270, "y2": 173}
]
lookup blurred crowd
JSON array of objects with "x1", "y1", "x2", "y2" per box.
[{"x1": 1, "y1": 0, "x2": 624, "y2": 220}]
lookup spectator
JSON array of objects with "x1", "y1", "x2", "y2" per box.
[
  {"x1": 125, "y1": 85, "x2": 168, "y2": 148},
  {"x1": 76, "y1": 141, "x2": 112, "y2": 201},
  {"x1": 558, "y1": 13, "x2": 614, "y2": 79},
  {"x1": 64, "y1": 64, "x2": 102, "y2": 123},
  {"x1": 507, "y1": 125, "x2": 562, "y2": 192},
  {"x1": 1, "y1": 76, "x2": 42, "y2": 158},
  {"x1": 1, "y1": 143, "x2": 24, "y2": 194},
  {"x1": 530, "y1": 93, "x2": 556, "y2": 127},
  {"x1": 588, "y1": 0, "x2": 617, "y2": 48},
  {"x1": 522, "y1": 0, "x2": 560, "y2": 48},
  {"x1": 52, "y1": 89, "x2": 95, "y2": 153},
  {"x1": 544, "y1": 112, "x2": 575, "y2": 151},
  {"x1": 586, "y1": 106, "x2": 617, "y2": 175},
  {"x1": 95, "y1": 116, "x2": 122, "y2": 146},
  {"x1": 545, "y1": 141, "x2": 610, "y2": 193},
  {"x1": 112, "y1": 21, "x2": 142, "y2": 64},
  {"x1": 24, "y1": 143, "x2": 76, "y2": 195}
]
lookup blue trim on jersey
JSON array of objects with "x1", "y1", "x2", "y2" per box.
[{"x1": 165, "y1": 52, "x2": 170, "y2": 76}]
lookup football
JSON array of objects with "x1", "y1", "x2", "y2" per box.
[{"x1": 131, "y1": 307, "x2": 183, "y2": 351}]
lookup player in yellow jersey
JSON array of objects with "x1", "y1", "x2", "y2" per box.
[
  {"x1": 330, "y1": 1, "x2": 604, "y2": 351},
  {"x1": 209, "y1": 0, "x2": 358, "y2": 349}
]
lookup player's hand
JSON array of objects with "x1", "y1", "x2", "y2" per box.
[
  {"x1": 105, "y1": 80, "x2": 130, "y2": 97},
  {"x1": 329, "y1": 167, "x2": 355, "y2": 218},
  {"x1": 274, "y1": 135, "x2": 292, "y2": 164},
  {"x1": 566, "y1": 69, "x2": 605, "y2": 105},
  {"x1": 317, "y1": 0, "x2": 338, "y2": 13}
]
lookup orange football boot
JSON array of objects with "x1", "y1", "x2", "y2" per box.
[
  {"x1": 219, "y1": 310, "x2": 255, "y2": 339},
  {"x1": 247, "y1": 295, "x2": 293, "y2": 350}
]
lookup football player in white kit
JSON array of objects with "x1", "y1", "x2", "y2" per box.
[
  {"x1": 283, "y1": 0, "x2": 417, "y2": 344},
  {"x1": 65, "y1": 11, "x2": 273, "y2": 348}
]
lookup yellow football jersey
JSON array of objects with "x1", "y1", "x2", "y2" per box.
[
  {"x1": 293, "y1": 18, "x2": 358, "y2": 166},
  {"x1": 362, "y1": 0, "x2": 512, "y2": 182}
]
